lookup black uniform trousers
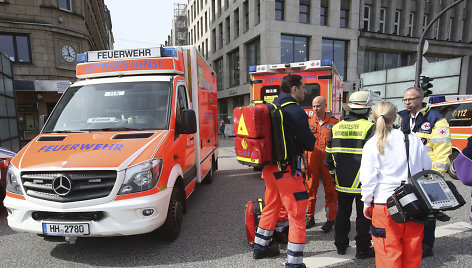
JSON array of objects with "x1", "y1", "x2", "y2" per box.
[{"x1": 334, "y1": 193, "x2": 372, "y2": 251}]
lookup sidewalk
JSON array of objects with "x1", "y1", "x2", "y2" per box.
[{"x1": 217, "y1": 136, "x2": 249, "y2": 171}]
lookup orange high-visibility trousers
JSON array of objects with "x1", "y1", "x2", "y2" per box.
[
  {"x1": 258, "y1": 164, "x2": 308, "y2": 243},
  {"x1": 371, "y1": 205, "x2": 424, "y2": 268},
  {"x1": 305, "y1": 160, "x2": 337, "y2": 220}
]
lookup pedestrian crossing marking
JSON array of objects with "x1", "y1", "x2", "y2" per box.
[{"x1": 304, "y1": 222, "x2": 471, "y2": 268}]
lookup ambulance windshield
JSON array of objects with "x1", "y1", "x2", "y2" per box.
[{"x1": 43, "y1": 81, "x2": 172, "y2": 133}]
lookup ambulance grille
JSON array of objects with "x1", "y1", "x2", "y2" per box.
[
  {"x1": 112, "y1": 132, "x2": 155, "y2": 139},
  {"x1": 20, "y1": 171, "x2": 117, "y2": 202},
  {"x1": 37, "y1": 136, "x2": 67, "y2": 141}
]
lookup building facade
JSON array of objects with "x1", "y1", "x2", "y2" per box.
[
  {"x1": 186, "y1": 0, "x2": 472, "y2": 123},
  {"x1": 0, "y1": 0, "x2": 113, "y2": 147}
]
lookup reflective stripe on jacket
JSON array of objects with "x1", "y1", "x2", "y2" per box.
[
  {"x1": 398, "y1": 103, "x2": 452, "y2": 176},
  {"x1": 325, "y1": 114, "x2": 374, "y2": 194}
]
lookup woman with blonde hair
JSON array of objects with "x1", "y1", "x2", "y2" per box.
[{"x1": 359, "y1": 101, "x2": 432, "y2": 268}]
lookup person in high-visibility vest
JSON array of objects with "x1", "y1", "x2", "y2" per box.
[
  {"x1": 253, "y1": 74, "x2": 315, "y2": 268},
  {"x1": 360, "y1": 101, "x2": 432, "y2": 268},
  {"x1": 398, "y1": 87, "x2": 452, "y2": 258},
  {"x1": 305, "y1": 96, "x2": 338, "y2": 232},
  {"x1": 325, "y1": 90, "x2": 375, "y2": 259}
]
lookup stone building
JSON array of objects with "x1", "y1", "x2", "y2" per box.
[
  {"x1": 0, "y1": 0, "x2": 113, "y2": 147},
  {"x1": 185, "y1": 0, "x2": 472, "y2": 122}
]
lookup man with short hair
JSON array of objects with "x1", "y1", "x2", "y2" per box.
[
  {"x1": 305, "y1": 96, "x2": 338, "y2": 232},
  {"x1": 398, "y1": 87, "x2": 452, "y2": 258},
  {"x1": 325, "y1": 90, "x2": 375, "y2": 259},
  {"x1": 253, "y1": 74, "x2": 315, "y2": 268}
]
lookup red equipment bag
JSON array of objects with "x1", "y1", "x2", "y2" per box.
[
  {"x1": 245, "y1": 199, "x2": 265, "y2": 247},
  {"x1": 233, "y1": 103, "x2": 272, "y2": 167}
]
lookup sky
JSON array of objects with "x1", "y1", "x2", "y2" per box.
[{"x1": 104, "y1": 0, "x2": 187, "y2": 50}]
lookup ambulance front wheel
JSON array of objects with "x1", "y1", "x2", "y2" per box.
[
  {"x1": 448, "y1": 150, "x2": 459, "y2": 180},
  {"x1": 202, "y1": 156, "x2": 216, "y2": 184},
  {"x1": 158, "y1": 186, "x2": 184, "y2": 240}
]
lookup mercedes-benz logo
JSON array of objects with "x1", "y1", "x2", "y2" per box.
[{"x1": 52, "y1": 174, "x2": 72, "y2": 196}]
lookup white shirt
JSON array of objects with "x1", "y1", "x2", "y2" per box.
[
  {"x1": 410, "y1": 111, "x2": 420, "y2": 132},
  {"x1": 359, "y1": 128, "x2": 432, "y2": 207}
]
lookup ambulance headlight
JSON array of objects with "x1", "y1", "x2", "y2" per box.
[
  {"x1": 6, "y1": 164, "x2": 23, "y2": 195},
  {"x1": 119, "y1": 159, "x2": 163, "y2": 195}
]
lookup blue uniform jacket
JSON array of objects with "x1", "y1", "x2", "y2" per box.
[{"x1": 273, "y1": 92, "x2": 315, "y2": 159}]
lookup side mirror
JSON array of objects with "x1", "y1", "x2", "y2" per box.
[
  {"x1": 180, "y1": 109, "x2": 197, "y2": 134},
  {"x1": 39, "y1": 114, "x2": 46, "y2": 131}
]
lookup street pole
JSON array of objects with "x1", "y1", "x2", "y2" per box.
[{"x1": 415, "y1": 0, "x2": 465, "y2": 87}]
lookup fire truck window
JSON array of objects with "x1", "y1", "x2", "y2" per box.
[
  {"x1": 448, "y1": 102, "x2": 472, "y2": 127},
  {"x1": 299, "y1": 83, "x2": 320, "y2": 109}
]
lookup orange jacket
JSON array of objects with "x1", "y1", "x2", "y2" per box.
[{"x1": 307, "y1": 114, "x2": 338, "y2": 162}]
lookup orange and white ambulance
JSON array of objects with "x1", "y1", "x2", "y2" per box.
[
  {"x1": 429, "y1": 95, "x2": 472, "y2": 179},
  {"x1": 4, "y1": 46, "x2": 218, "y2": 242},
  {"x1": 249, "y1": 59, "x2": 343, "y2": 119}
]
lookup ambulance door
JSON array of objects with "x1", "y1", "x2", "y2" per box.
[{"x1": 174, "y1": 82, "x2": 197, "y2": 196}]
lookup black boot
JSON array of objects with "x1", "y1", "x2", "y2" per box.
[
  {"x1": 306, "y1": 216, "x2": 316, "y2": 229},
  {"x1": 253, "y1": 243, "x2": 280, "y2": 259},
  {"x1": 321, "y1": 220, "x2": 334, "y2": 233}
]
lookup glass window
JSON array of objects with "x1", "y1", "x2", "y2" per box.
[
  {"x1": 299, "y1": 0, "x2": 310, "y2": 24},
  {"x1": 234, "y1": 8, "x2": 239, "y2": 39},
  {"x1": 229, "y1": 49, "x2": 240, "y2": 87},
  {"x1": 394, "y1": 10, "x2": 401, "y2": 35},
  {"x1": 246, "y1": 38, "x2": 260, "y2": 81},
  {"x1": 58, "y1": 0, "x2": 72, "y2": 12},
  {"x1": 214, "y1": 57, "x2": 223, "y2": 91},
  {"x1": 322, "y1": 39, "x2": 347, "y2": 79},
  {"x1": 379, "y1": 8, "x2": 386, "y2": 33},
  {"x1": 219, "y1": 23, "x2": 223, "y2": 48},
  {"x1": 226, "y1": 16, "x2": 230, "y2": 44},
  {"x1": 385, "y1": 53, "x2": 399, "y2": 69},
  {"x1": 340, "y1": 0, "x2": 349, "y2": 28},
  {"x1": 275, "y1": 0, "x2": 284, "y2": 21},
  {"x1": 244, "y1": 1, "x2": 249, "y2": 32},
  {"x1": 409, "y1": 13, "x2": 415, "y2": 37},
  {"x1": 0, "y1": 34, "x2": 31, "y2": 63},
  {"x1": 320, "y1": 0, "x2": 328, "y2": 26},
  {"x1": 423, "y1": 15, "x2": 428, "y2": 32},
  {"x1": 435, "y1": 18, "x2": 440, "y2": 39},
  {"x1": 255, "y1": 0, "x2": 261, "y2": 24},
  {"x1": 281, "y1": 35, "x2": 308, "y2": 64},
  {"x1": 363, "y1": 5, "x2": 371, "y2": 31},
  {"x1": 299, "y1": 83, "x2": 320, "y2": 109},
  {"x1": 43, "y1": 81, "x2": 172, "y2": 133}
]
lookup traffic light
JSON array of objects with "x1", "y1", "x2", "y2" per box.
[{"x1": 420, "y1": 76, "x2": 434, "y2": 97}]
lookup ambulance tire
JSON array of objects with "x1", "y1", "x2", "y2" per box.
[
  {"x1": 159, "y1": 187, "x2": 184, "y2": 240},
  {"x1": 202, "y1": 156, "x2": 216, "y2": 184},
  {"x1": 448, "y1": 150, "x2": 459, "y2": 180},
  {"x1": 0, "y1": 186, "x2": 5, "y2": 202}
]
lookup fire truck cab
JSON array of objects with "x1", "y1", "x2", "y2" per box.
[{"x1": 4, "y1": 46, "x2": 218, "y2": 242}]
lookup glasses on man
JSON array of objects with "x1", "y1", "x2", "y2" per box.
[{"x1": 402, "y1": 96, "x2": 420, "y2": 103}]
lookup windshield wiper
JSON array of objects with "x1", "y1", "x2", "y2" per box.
[
  {"x1": 80, "y1": 127, "x2": 145, "y2": 132},
  {"x1": 43, "y1": 130, "x2": 88, "y2": 133}
]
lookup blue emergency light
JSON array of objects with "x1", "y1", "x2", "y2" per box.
[
  {"x1": 77, "y1": 53, "x2": 88, "y2": 63},
  {"x1": 160, "y1": 47, "x2": 177, "y2": 57},
  {"x1": 249, "y1": 65, "x2": 256, "y2": 72},
  {"x1": 429, "y1": 96, "x2": 446, "y2": 104},
  {"x1": 321, "y1": 59, "x2": 332, "y2": 66}
]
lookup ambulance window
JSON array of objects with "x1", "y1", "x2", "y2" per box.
[
  {"x1": 299, "y1": 83, "x2": 320, "y2": 109},
  {"x1": 176, "y1": 85, "x2": 189, "y2": 124},
  {"x1": 260, "y1": 85, "x2": 280, "y2": 103},
  {"x1": 447, "y1": 102, "x2": 472, "y2": 127}
]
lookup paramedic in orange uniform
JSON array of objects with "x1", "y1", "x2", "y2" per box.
[
  {"x1": 305, "y1": 96, "x2": 338, "y2": 232},
  {"x1": 253, "y1": 74, "x2": 315, "y2": 268}
]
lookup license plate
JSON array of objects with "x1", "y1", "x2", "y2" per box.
[{"x1": 42, "y1": 223, "x2": 90, "y2": 236}]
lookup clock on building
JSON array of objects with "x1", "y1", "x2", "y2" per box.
[{"x1": 61, "y1": 45, "x2": 76, "y2": 62}]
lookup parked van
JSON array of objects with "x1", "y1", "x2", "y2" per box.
[
  {"x1": 4, "y1": 46, "x2": 218, "y2": 242},
  {"x1": 430, "y1": 95, "x2": 472, "y2": 179}
]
